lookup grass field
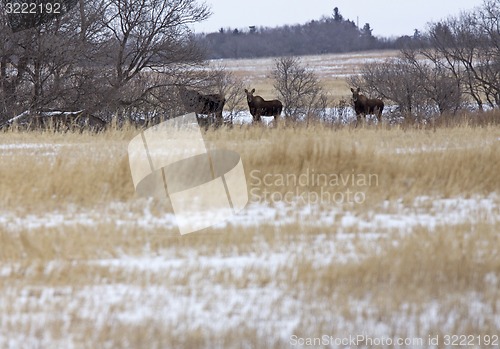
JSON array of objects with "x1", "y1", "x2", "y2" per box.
[{"x1": 0, "y1": 116, "x2": 499, "y2": 348}]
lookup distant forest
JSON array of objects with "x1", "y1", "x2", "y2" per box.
[{"x1": 198, "y1": 7, "x2": 420, "y2": 59}]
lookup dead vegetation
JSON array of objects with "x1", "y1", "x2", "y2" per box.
[{"x1": 0, "y1": 118, "x2": 498, "y2": 347}]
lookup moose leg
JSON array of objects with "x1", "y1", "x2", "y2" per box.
[
  {"x1": 355, "y1": 113, "x2": 363, "y2": 128},
  {"x1": 207, "y1": 113, "x2": 214, "y2": 128},
  {"x1": 215, "y1": 110, "x2": 224, "y2": 127},
  {"x1": 375, "y1": 107, "x2": 382, "y2": 124},
  {"x1": 266, "y1": 114, "x2": 276, "y2": 128},
  {"x1": 196, "y1": 113, "x2": 210, "y2": 130}
]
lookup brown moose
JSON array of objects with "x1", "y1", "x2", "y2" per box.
[
  {"x1": 179, "y1": 86, "x2": 226, "y2": 127},
  {"x1": 350, "y1": 87, "x2": 384, "y2": 126},
  {"x1": 244, "y1": 88, "x2": 283, "y2": 123}
]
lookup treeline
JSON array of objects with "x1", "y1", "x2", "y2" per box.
[{"x1": 198, "y1": 8, "x2": 412, "y2": 59}]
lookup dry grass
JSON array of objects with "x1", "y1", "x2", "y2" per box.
[
  {"x1": 2, "y1": 119, "x2": 498, "y2": 208},
  {"x1": 0, "y1": 118, "x2": 499, "y2": 348},
  {"x1": 207, "y1": 121, "x2": 500, "y2": 201}
]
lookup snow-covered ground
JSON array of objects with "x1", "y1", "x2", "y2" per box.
[
  {"x1": 0, "y1": 191, "x2": 498, "y2": 348},
  {"x1": 212, "y1": 50, "x2": 396, "y2": 79},
  {"x1": 2, "y1": 194, "x2": 497, "y2": 236},
  {"x1": 1, "y1": 133, "x2": 498, "y2": 348}
]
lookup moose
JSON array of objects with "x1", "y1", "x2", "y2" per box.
[
  {"x1": 350, "y1": 87, "x2": 384, "y2": 126},
  {"x1": 244, "y1": 88, "x2": 283, "y2": 123},
  {"x1": 178, "y1": 86, "x2": 226, "y2": 127}
]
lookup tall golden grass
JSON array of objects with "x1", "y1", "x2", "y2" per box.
[
  {"x1": 0, "y1": 116, "x2": 499, "y2": 348},
  {"x1": 2, "y1": 116, "x2": 498, "y2": 209}
]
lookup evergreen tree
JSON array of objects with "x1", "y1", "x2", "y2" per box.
[
  {"x1": 333, "y1": 7, "x2": 343, "y2": 22},
  {"x1": 362, "y1": 23, "x2": 373, "y2": 37}
]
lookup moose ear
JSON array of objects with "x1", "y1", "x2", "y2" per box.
[
  {"x1": 244, "y1": 89, "x2": 248, "y2": 93},
  {"x1": 251, "y1": 88, "x2": 255, "y2": 93},
  {"x1": 350, "y1": 88, "x2": 355, "y2": 93},
  {"x1": 357, "y1": 87, "x2": 361, "y2": 92}
]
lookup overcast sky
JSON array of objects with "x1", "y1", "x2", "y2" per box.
[{"x1": 192, "y1": 0, "x2": 484, "y2": 37}]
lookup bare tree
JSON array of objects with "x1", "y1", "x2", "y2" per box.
[
  {"x1": 210, "y1": 65, "x2": 245, "y2": 124},
  {"x1": 348, "y1": 0, "x2": 500, "y2": 119},
  {"x1": 401, "y1": 48, "x2": 462, "y2": 114},
  {"x1": 426, "y1": 0, "x2": 500, "y2": 110},
  {"x1": 349, "y1": 58, "x2": 425, "y2": 115},
  {"x1": 0, "y1": 0, "x2": 212, "y2": 127},
  {"x1": 0, "y1": 8, "x2": 91, "y2": 121},
  {"x1": 350, "y1": 49, "x2": 462, "y2": 117},
  {"x1": 427, "y1": 17, "x2": 485, "y2": 110},
  {"x1": 272, "y1": 56, "x2": 326, "y2": 121},
  {"x1": 95, "y1": 0, "x2": 211, "y2": 121}
]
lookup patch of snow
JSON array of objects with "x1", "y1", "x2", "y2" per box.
[{"x1": 1, "y1": 194, "x2": 497, "y2": 238}]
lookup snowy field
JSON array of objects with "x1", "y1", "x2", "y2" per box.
[
  {"x1": 209, "y1": 50, "x2": 400, "y2": 101},
  {"x1": 0, "y1": 124, "x2": 499, "y2": 348},
  {"x1": 212, "y1": 50, "x2": 397, "y2": 79},
  {"x1": 1, "y1": 195, "x2": 499, "y2": 348}
]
